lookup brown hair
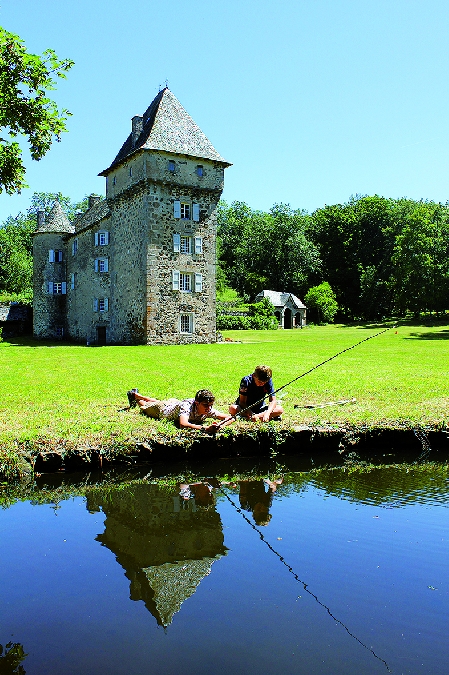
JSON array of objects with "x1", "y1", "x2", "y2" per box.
[
  {"x1": 254, "y1": 365, "x2": 272, "y2": 382},
  {"x1": 195, "y1": 389, "x2": 215, "y2": 404}
]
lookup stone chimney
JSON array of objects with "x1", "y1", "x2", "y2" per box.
[
  {"x1": 37, "y1": 210, "x2": 45, "y2": 229},
  {"x1": 131, "y1": 115, "x2": 143, "y2": 148},
  {"x1": 88, "y1": 195, "x2": 101, "y2": 209}
]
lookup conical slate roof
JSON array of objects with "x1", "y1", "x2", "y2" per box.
[
  {"x1": 35, "y1": 201, "x2": 74, "y2": 234},
  {"x1": 142, "y1": 557, "x2": 221, "y2": 627},
  {"x1": 100, "y1": 88, "x2": 230, "y2": 175}
]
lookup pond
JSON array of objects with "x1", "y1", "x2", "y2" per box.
[{"x1": 1, "y1": 459, "x2": 448, "y2": 675}]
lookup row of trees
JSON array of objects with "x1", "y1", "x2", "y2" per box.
[
  {"x1": 218, "y1": 195, "x2": 449, "y2": 320},
  {"x1": 1, "y1": 192, "x2": 448, "y2": 321}
]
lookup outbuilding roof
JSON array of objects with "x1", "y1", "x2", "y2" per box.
[
  {"x1": 255, "y1": 289, "x2": 306, "y2": 309},
  {"x1": 100, "y1": 88, "x2": 230, "y2": 175}
]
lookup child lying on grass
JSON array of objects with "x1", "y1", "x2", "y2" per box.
[{"x1": 127, "y1": 388, "x2": 233, "y2": 434}]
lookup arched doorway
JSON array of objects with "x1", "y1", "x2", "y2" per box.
[
  {"x1": 283, "y1": 308, "x2": 292, "y2": 329},
  {"x1": 294, "y1": 312, "x2": 303, "y2": 328}
]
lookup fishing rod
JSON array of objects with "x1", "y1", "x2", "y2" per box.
[{"x1": 215, "y1": 324, "x2": 394, "y2": 429}]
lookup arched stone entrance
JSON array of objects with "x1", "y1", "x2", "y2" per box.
[{"x1": 283, "y1": 307, "x2": 292, "y2": 329}]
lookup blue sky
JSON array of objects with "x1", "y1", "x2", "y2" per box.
[{"x1": 1, "y1": 0, "x2": 449, "y2": 221}]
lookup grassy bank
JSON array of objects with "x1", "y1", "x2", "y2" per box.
[{"x1": 1, "y1": 321, "x2": 448, "y2": 476}]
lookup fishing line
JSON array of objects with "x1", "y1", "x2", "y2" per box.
[
  {"x1": 414, "y1": 428, "x2": 433, "y2": 462},
  {"x1": 216, "y1": 325, "x2": 394, "y2": 428},
  {"x1": 219, "y1": 485, "x2": 391, "y2": 672}
]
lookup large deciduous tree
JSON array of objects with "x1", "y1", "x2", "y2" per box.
[
  {"x1": 0, "y1": 27, "x2": 74, "y2": 194},
  {"x1": 217, "y1": 201, "x2": 321, "y2": 299}
]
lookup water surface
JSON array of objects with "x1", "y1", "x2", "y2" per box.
[{"x1": 1, "y1": 463, "x2": 448, "y2": 675}]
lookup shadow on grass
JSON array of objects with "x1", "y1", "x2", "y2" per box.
[
  {"x1": 0, "y1": 336, "x2": 85, "y2": 348},
  {"x1": 406, "y1": 330, "x2": 449, "y2": 340}
]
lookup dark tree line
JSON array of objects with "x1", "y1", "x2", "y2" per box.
[{"x1": 218, "y1": 195, "x2": 449, "y2": 320}]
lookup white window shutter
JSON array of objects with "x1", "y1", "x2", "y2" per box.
[
  {"x1": 49, "y1": 250, "x2": 55, "y2": 262},
  {"x1": 194, "y1": 236, "x2": 203, "y2": 254},
  {"x1": 61, "y1": 282, "x2": 67, "y2": 294},
  {"x1": 95, "y1": 232, "x2": 99, "y2": 246},
  {"x1": 104, "y1": 258, "x2": 109, "y2": 272},
  {"x1": 47, "y1": 282, "x2": 54, "y2": 294},
  {"x1": 93, "y1": 298, "x2": 98, "y2": 312},
  {"x1": 174, "y1": 201, "x2": 181, "y2": 218},
  {"x1": 191, "y1": 313, "x2": 195, "y2": 333},
  {"x1": 72, "y1": 242, "x2": 75, "y2": 256},
  {"x1": 173, "y1": 233, "x2": 181, "y2": 252},
  {"x1": 172, "y1": 269, "x2": 180, "y2": 290},
  {"x1": 195, "y1": 273, "x2": 203, "y2": 292},
  {"x1": 71, "y1": 274, "x2": 75, "y2": 289},
  {"x1": 193, "y1": 203, "x2": 200, "y2": 222},
  {"x1": 95, "y1": 259, "x2": 99, "y2": 272},
  {"x1": 104, "y1": 298, "x2": 109, "y2": 311},
  {"x1": 104, "y1": 231, "x2": 109, "y2": 245}
]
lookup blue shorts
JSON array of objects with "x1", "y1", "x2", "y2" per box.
[{"x1": 235, "y1": 399, "x2": 268, "y2": 414}]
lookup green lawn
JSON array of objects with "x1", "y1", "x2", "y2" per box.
[{"x1": 1, "y1": 321, "x2": 448, "y2": 449}]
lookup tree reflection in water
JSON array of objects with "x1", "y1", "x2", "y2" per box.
[{"x1": 0, "y1": 642, "x2": 28, "y2": 675}]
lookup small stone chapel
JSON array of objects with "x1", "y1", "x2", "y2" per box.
[{"x1": 32, "y1": 88, "x2": 231, "y2": 345}]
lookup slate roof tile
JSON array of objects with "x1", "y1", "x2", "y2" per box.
[{"x1": 100, "y1": 88, "x2": 230, "y2": 175}]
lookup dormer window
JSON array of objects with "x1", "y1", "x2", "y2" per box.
[
  {"x1": 196, "y1": 165, "x2": 203, "y2": 177},
  {"x1": 168, "y1": 160, "x2": 175, "y2": 172}
]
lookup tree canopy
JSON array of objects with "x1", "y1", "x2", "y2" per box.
[{"x1": 0, "y1": 27, "x2": 74, "y2": 194}]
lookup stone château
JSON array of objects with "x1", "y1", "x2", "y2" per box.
[{"x1": 32, "y1": 88, "x2": 231, "y2": 345}]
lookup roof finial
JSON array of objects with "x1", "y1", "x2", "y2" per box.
[{"x1": 165, "y1": 79, "x2": 169, "y2": 89}]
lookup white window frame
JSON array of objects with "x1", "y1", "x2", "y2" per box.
[
  {"x1": 179, "y1": 272, "x2": 192, "y2": 292},
  {"x1": 48, "y1": 282, "x2": 67, "y2": 295},
  {"x1": 98, "y1": 298, "x2": 109, "y2": 312},
  {"x1": 95, "y1": 258, "x2": 109, "y2": 273},
  {"x1": 95, "y1": 231, "x2": 109, "y2": 246},
  {"x1": 180, "y1": 202, "x2": 190, "y2": 220},
  {"x1": 180, "y1": 236, "x2": 192, "y2": 254},
  {"x1": 180, "y1": 313, "x2": 194, "y2": 334}
]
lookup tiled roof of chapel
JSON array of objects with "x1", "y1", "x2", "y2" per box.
[{"x1": 100, "y1": 88, "x2": 230, "y2": 175}]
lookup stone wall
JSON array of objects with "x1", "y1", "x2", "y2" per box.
[
  {"x1": 33, "y1": 232, "x2": 68, "y2": 339},
  {"x1": 33, "y1": 149, "x2": 224, "y2": 345}
]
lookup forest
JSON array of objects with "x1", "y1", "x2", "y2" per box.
[{"x1": 1, "y1": 192, "x2": 449, "y2": 322}]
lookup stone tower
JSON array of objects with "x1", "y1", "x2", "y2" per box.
[
  {"x1": 32, "y1": 88, "x2": 231, "y2": 345},
  {"x1": 32, "y1": 202, "x2": 74, "y2": 339}
]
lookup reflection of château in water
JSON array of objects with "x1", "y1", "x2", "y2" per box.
[{"x1": 86, "y1": 484, "x2": 227, "y2": 627}]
